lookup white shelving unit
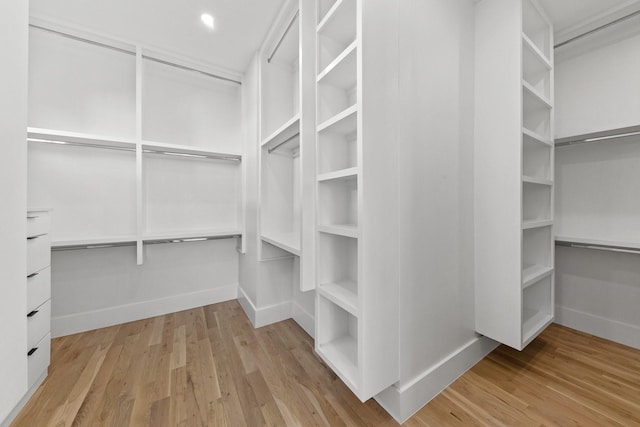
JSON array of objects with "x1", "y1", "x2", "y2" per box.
[
  {"x1": 27, "y1": 23, "x2": 244, "y2": 265},
  {"x1": 475, "y1": 0, "x2": 554, "y2": 350},
  {"x1": 259, "y1": 0, "x2": 316, "y2": 291},
  {"x1": 314, "y1": 0, "x2": 399, "y2": 401}
]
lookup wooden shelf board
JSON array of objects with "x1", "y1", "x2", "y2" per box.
[
  {"x1": 522, "y1": 264, "x2": 553, "y2": 289},
  {"x1": 260, "y1": 114, "x2": 301, "y2": 152},
  {"x1": 522, "y1": 220, "x2": 553, "y2": 230},
  {"x1": 522, "y1": 309, "x2": 553, "y2": 347},
  {"x1": 317, "y1": 41, "x2": 357, "y2": 90},
  {"x1": 319, "y1": 280, "x2": 358, "y2": 316},
  {"x1": 317, "y1": 105, "x2": 357, "y2": 134},
  {"x1": 522, "y1": 80, "x2": 552, "y2": 110},
  {"x1": 28, "y1": 127, "x2": 137, "y2": 150},
  {"x1": 316, "y1": 336, "x2": 358, "y2": 390},
  {"x1": 317, "y1": 0, "x2": 356, "y2": 46},
  {"x1": 261, "y1": 231, "x2": 300, "y2": 256},
  {"x1": 522, "y1": 33, "x2": 552, "y2": 70},
  {"x1": 318, "y1": 224, "x2": 358, "y2": 238},
  {"x1": 523, "y1": 176, "x2": 553, "y2": 186},
  {"x1": 523, "y1": 128, "x2": 553, "y2": 147},
  {"x1": 317, "y1": 167, "x2": 358, "y2": 182}
]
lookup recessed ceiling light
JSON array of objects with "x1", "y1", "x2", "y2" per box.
[{"x1": 201, "y1": 13, "x2": 215, "y2": 30}]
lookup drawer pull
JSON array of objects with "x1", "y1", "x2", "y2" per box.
[
  {"x1": 27, "y1": 347, "x2": 38, "y2": 357},
  {"x1": 27, "y1": 310, "x2": 39, "y2": 318},
  {"x1": 27, "y1": 272, "x2": 39, "y2": 279}
]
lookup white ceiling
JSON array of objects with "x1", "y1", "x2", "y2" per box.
[
  {"x1": 539, "y1": 0, "x2": 638, "y2": 33},
  {"x1": 29, "y1": 0, "x2": 285, "y2": 74}
]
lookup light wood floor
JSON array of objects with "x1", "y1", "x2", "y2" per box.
[{"x1": 12, "y1": 300, "x2": 640, "y2": 426}]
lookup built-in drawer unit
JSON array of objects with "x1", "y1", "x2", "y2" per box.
[
  {"x1": 26, "y1": 209, "x2": 52, "y2": 391},
  {"x1": 27, "y1": 211, "x2": 51, "y2": 238},
  {"x1": 27, "y1": 233, "x2": 51, "y2": 276},
  {"x1": 27, "y1": 266, "x2": 51, "y2": 313},
  {"x1": 27, "y1": 299, "x2": 51, "y2": 352},
  {"x1": 27, "y1": 333, "x2": 51, "y2": 388}
]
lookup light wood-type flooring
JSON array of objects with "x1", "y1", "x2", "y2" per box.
[{"x1": 11, "y1": 300, "x2": 640, "y2": 426}]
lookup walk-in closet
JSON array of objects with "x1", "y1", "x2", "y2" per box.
[{"x1": 1, "y1": 0, "x2": 639, "y2": 425}]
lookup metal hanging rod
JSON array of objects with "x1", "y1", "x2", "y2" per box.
[
  {"x1": 29, "y1": 24, "x2": 135, "y2": 55},
  {"x1": 267, "y1": 10, "x2": 299, "y2": 63},
  {"x1": 144, "y1": 234, "x2": 240, "y2": 245},
  {"x1": 28, "y1": 138, "x2": 241, "y2": 162},
  {"x1": 143, "y1": 149, "x2": 242, "y2": 162},
  {"x1": 53, "y1": 241, "x2": 137, "y2": 251},
  {"x1": 27, "y1": 137, "x2": 136, "y2": 152},
  {"x1": 140, "y1": 55, "x2": 241, "y2": 85},
  {"x1": 267, "y1": 132, "x2": 300, "y2": 154},
  {"x1": 554, "y1": 125, "x2": 640, "y2": 147},
  {"x1": 29, "y1": 24, "x2": 241, "y2": 85},
  {"x1": 555, "y1": 9, "x2": 640, "y2": 49},
  {"x1": 556, "y1": 240, "x2": 640, "y2": 255}
]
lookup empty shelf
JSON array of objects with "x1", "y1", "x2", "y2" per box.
[
  {"x1": 522, "y1": 309, "x2": 553, "y2": 345},
  {"x1": 522, "y1": 176, "x2": 552, "y2": 186},
  {"x1": 52, "y1": 235, "x2": 137, "y2": 250},
  {"x1": 318, "y1": 167, "x2": 358, "y2": 182},
  {"x1": 318, "y1": 224, "x2": 358, "y2": 238},
  {"x1": 317, "y1": 41, "x2": 357, "y2": 90},
  {"x1": 318, "y1": 105, "x2": 357, "y2": 134},
  {"x1": 522, "y1": 264, "x2": 553, "y2": 289},
  {"x1": 555, "y1": 236, "x2": 640, "y2": 253},
  {"x1": 261, "y1": 114, "x2": 301, "y2": 153},
  {"x1": 523, "y1": 128, "x2": 553, "y2": 147},
  {"x1": 523, "y1": 81, "x2": 552, "y2": 110},
  {"x1": 522, "y1": 220, "x2": 552, "y2": 230},
  {"x1": 261, "y1": 231, "x2": 301, "y2": 256},
  {"x1": 317, "y1": 0, "x2": 357, "y2": 46},
  {"x1": 319, "y1": 280, "x2": 358, "y2": 316},
  {"x1": 317, "y1": 336, "x2": 358, "y2": 390},
  {"x1": 522, "y1": 33, "x2": 552, "y2": 70},
  {"x1": 142, "y1": 141, "x2": 241, "y2": 161},
  {"x1": 144, "y1": 229, "x2": 241, "y2": 242}
]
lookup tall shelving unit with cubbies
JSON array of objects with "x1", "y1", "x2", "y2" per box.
[
  {"x1": 474, "y1": 0, "x2": 554, "y2": 350},
  {"x1": 314, "y1": 0, "x2": 399, "y2": 401},
  {"x1": 258, "y1": 0, "x2": 316, "y2": 291}
]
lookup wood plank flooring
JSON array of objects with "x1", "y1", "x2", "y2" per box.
[{"x1": 11, "y1": 300, "x2": 640, "y2": 426}]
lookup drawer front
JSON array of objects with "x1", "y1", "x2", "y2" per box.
[
  {"x1": 27, "y1": 234, "x2": 51, "y2": 276},
  {"x1": 27, "y1": 299, "x2": 51, "y2": 351},
  {"x1": 27, "y1": 267, "x2": 51, "y2": 313},
  {"x1": 27, "y1": 333, "x2": 51, "y2": 389},
  {"x1": 27, "y1": 212, "x2": 50, "y2": 238}
]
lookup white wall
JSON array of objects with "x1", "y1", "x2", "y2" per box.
[
  {"x1": 376, "y1": 0, "x2": 497, "y2": 421},
  {"x1": 0, "y1": 0, "x2": 28, "y2": 422}
]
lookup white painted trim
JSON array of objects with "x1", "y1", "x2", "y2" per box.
[
  {"x1": 1, "y1": 371, "x2": 47, "y2": 427},
  {"x1": 375, "y1": 336, "x2": 498, "y2": 424},
  {"x1": 555, "y1": 305, "x2": 640, "y2": 350},
  {"x1": 237, "y1": 286, "x2": 296, "y2": 328},
  {"x1": 255, "y1": 300, "x2": 292, "y2": 327},
  {"x1": 52, "y1": 284, "x2": 238, "y2": 337},
  {"x1": 291, "y1": 301, "x2": 315, "y2": 338},
  {"x1": 237, "y1": 286, "x2": 258, "y2": 326}
]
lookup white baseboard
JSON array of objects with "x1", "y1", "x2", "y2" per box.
[
  {"x1": 556, "y1": 305, "x2": 640, "y2": 350},
  {"x1": 52, "y1": 285, "x2": 238, "y2": 338},
  {"x1": 237, "y1": 286, "x2": 291, "y2": 327},
  {"x1": 291, "y1": 301, "x2": 315, "y2": 339},
  {"x1": 375, "y1": 335, "x2": 498, "y2": 424},
  {"x1": 237, "y1": 287, "x2": 315, "y2": 336},
  {"x1": 1, "y1": 371, "x2": 47, "y2": 427}
]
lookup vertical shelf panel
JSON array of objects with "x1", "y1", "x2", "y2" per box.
[{"x1": 475, "y1": 0, "x2": 553, "y2": 350}]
